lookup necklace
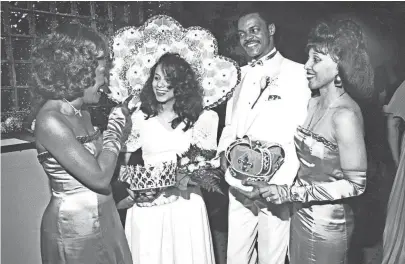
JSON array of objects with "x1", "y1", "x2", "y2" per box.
[
  {"x1": 306, "y1": 92, "x2": 346, "y2": 130},
  {"x1": 63, "y1": 98, "x2": 82, "y2": 117}
]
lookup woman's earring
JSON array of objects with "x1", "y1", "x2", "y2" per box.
[{"x1": 334, "y1": 74, "x2": 342, "y2": 88}]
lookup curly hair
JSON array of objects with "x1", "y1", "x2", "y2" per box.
[
  {"x1": 30, "y1": 23, "x2": 109, "y2": 102},
  {"x1": 306, "y1": 19, "x2": 374, "y2": 100},
  {"x1": 140, "y1": 53, "x2": 204, "y2": 132}
]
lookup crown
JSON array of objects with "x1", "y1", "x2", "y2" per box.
[
  {"x1": 119, "y1": 161, "x2": 177, "y2": 191},
  {"x1": 226, "y1": 136, "x2": 285, "y2": 182}
]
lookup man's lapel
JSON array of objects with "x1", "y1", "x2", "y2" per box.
[{"x1": 242, "y1": 55, "x2": 285, "y2": 134}]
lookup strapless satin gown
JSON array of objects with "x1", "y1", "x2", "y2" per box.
[
  {"x1": 290, "y1": 126, "x2": 355, "y2": 264},
  {"x1": 37, "y1": 129, "x2": 132, "y2": 264}
]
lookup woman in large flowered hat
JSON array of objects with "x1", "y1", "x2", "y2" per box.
[{"x1": 110, "y1": 15, "x2": 240, "y2": 264}]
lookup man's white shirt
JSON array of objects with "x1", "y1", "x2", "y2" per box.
[{"x1": 218, "y1": 49, "x2": 311, "y2": 187}]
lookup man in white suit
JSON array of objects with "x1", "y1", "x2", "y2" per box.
[{"x1": 217, "y1": 10, "x2": 311, "y2": 264}]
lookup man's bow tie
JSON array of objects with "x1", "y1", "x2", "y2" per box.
[{"x1": 248, "y1": 50, "x2": 278, "y2": 67}]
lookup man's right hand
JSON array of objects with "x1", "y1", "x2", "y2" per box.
[{"x1": 219, "y1": 151, "x2": 229, "y2": 173}]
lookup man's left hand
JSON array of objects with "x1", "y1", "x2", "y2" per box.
[
  {"x1": 242, "y1": 180, "x2": 289, "y2": 205},
  {"x1": 231, "y1": 180, "x2": 268, "y2": 200}
]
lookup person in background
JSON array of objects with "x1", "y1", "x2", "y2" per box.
[
  {"x1": 382, "y1": 80, "x2": 405, "y2": 264},
  {"x1": 217, "y1": 8, "x2": 310, "y2": 264},
  {"x1": 245, "y1": 19, "x2": 374, "y2": 264},
  {"x1": 32, "y1": 22, "x2": 132, "y2": 264}
]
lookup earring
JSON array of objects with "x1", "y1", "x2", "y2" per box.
[{"x1": 334, "y1": 74, "x2": 342, "y2": 88}]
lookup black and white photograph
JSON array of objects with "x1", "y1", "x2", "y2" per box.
[{"x1": 1, "y1": 1, "x2": 405, "y2": 264}]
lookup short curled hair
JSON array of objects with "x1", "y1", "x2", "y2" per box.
[
  {"x1": 306, "y1": 19, "x2": 374, "y2": 100},
  {"x1": 30, "y1": 23, "x2": 108, "y2": 101},
  {"x1": 140, "y1": 53, "x2": 204, "y2": 132}
]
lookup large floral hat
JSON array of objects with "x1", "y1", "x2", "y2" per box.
[{"x1": 108, "y1": 15, "x2": 241, "y2": 109}]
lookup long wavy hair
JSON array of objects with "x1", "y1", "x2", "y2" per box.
[
  {"x1": 306, "y1": 19, "x2": 374, "y2": 100},
  {"x1": 140, "y1": 53, "x2": 204, "y2": 131}
]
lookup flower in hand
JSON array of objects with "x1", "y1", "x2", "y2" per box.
[{"x1": 176, "y1": 144, "x2": 224, "y2": 194}]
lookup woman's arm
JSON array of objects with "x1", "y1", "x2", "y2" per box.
[
  {"x1": 387, "y1": 114, "x2": 402, "y2": 167},
  {"x1": 254, "y1": 108, "x2": 367, "y2": 204},
  {"x1": 36, "y1": 109, "x2": 126, "y2": 194}
]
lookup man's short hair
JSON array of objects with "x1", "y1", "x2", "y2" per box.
[{"x1": 237, "y1": 5, "x2": 275, "y2": 26}]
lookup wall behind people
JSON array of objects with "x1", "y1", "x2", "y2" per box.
[{"x1": 1, "y1": 146, "x2": 51, "y2": 264}]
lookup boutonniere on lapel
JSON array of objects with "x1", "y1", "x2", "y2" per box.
[{"x1": 251, "y1": 76, "x2": 279, "y2": 109}]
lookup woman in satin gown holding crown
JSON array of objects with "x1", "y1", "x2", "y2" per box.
[
  {"x1": 244, "y1": 19, "x2": 374, "y2": 264},
  {"x1": 32, "y1": 22, "x2": 132, "y2": 264}
]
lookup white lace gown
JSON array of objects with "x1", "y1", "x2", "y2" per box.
[{"x1": 122, "y1": 110, "x2": 218, "y2": 264}]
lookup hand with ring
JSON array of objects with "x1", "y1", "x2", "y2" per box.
[
  {"x1": 236, "y1": 179, "x2": 270, "y2": 200},
  {"x1": 242, "y1": 181, "x2": 290, "y2": 205}
]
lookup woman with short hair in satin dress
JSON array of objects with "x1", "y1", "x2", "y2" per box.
[
  {"x1": 244, "y1": 19, "x2": 374, "y2": 264},
  {"x1": 32, "y1": 22, "x2": 133, "y2": 264}
]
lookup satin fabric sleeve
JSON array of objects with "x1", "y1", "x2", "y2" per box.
[
  {"x1": 121, "y1": 110, "x2": 144, "y2": 153},
  {"x1": 384, "y1": 80, "x2": 405, "y2": 120},
  {"x1": 192, "y1": 110, "x2": 219, "y2": 150},
  {"x1": 286, "y1": 170, "x2": 366, "y2": 203}
]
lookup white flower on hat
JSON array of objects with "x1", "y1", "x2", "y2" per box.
[
  {"x1": 125, "y1": 29, "x2": 142, "y2": 41},
  {"x1": 127, "y1": 71, "x2": 145, "y2": 92},
  {"x1": 128, "y1": 64, "x2": 143, "y2": 77},
  {"x1": 144, "y1": 40, "x2": 158, "y2": 52},
  {"x1": 202, "y1": 40, "x2": 216, "y2": 54},
  {"x1": 108, "y1": 77, "x2": 127, "y2": 103},
  {"x1": 187, "y1": 30, "x2": 203, "y2": 41},
  {"x1": 158, "y1": 24, "x2": 172, "y2": 34},
  {"x1": 217, "y1": 68, "x2": 232, "y2": 81},
  {"x1": 157, "y1": 44, "x2": 171, "y2": 57},
  {"x1": 202, "y1": 78, "x2": 216, "y2": 91},
  {"x1": 113, "y1": 41, "x2": 128, "y2": 58},
  {"x1": 142, "y1": 55, "x2": 156, "y2": 68},
  {"x1": 203, "y1": 58, "x2": 215, "y2": 71}
]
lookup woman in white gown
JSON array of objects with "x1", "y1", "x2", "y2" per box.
[
  {"x1": 118, "y1": 53, "x2": 218, "y2": 264},
  {"x1": 109, "y1": 16, "x2": 240, "y2": 264}
]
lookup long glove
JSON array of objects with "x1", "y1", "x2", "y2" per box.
[
  {"x1": 102, "y1": 95, "x2": 136, "y2": 155},
  {"x1": 102, "y1": 106, "x2": 129, "y2": 156}
]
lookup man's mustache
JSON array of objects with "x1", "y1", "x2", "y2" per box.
[{"x1": 244, "y1": 40, "x2": 260, "y2": 46}]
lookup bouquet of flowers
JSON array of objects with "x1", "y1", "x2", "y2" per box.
[{"x1": 177, "y1": 144, "x2": 224, "y2": 195}]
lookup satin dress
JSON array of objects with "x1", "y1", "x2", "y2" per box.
[
  {"x1": 37, "y1": 128, "x2": 132, "y2": 264},
  {"x1": 382, "y1": 80, "x2": 405, "y2": 264},
  {"x1": 289, "y1": 95, "x2": 366, "y2": 264}
]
